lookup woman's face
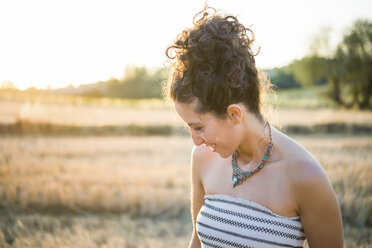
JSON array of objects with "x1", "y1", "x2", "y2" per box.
[{"x1": 174, "y1": 100, "x2": 241, "y2": 158}]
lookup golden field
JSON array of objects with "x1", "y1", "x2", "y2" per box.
[
  {"x1": 0, "y1": 136, "x2": 194, "y2": 248},
  {"x1": 2, "y1": 100, "x2": 372, "y2": 128},
  {"x1": 0, "y1": 88, "x2": 371, "y2": 247},
  {"x1": 1, "y1": 135, "x2": 371, "y2": 247}
]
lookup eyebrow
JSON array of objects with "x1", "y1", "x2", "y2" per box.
[{"x1": 187, "y1": 122, "x2": 200, "y2": 127}]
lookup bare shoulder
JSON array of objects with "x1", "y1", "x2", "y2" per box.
[
  {"x1": 274, "y1": 130, "x2": 333, "y2": 208},
  {"x1": 190, "y1": 145, "x2": 218, "y2": 182},
  {"x1": 277, "y1": 132, "x2": 343, "y2": 246},
  {"x1": 191, "y1": 145, "x2": 218, "y2": 169},
  {"x1": 275, "y1": 131, "x2": 328, "y2": 186},
  {"x1": 289, "y1": 153, "x2": 331, "y2": 209},
  {"x1": 287, "y1": 148, "x2": 328, "y2": 189},
  {"x1": 287, "y1": 148, "x2": 334, "y2": 214}
]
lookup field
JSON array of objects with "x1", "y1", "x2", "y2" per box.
[{"x1": 0, "y1": 87, "x2": 372, "y2": 247}]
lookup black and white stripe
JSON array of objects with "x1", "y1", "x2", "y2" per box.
[{"x1": 196, "y1": 195, "x2": 306, "y2": 248}]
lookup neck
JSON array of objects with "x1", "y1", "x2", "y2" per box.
[{"x1": 235, "y1": 116, "x2": 271, "y2": 170}]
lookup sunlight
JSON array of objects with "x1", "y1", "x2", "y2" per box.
[{"x1": 0, "y1": 0, "x2": 371, "y2": 90}]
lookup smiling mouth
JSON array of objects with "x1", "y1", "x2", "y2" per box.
[
  {"x1": 209, "y1": 144, "x2": 216, "y2": 151},
  {"x1": 202, "y1": 143, "x2": 216, "y2": 151}
]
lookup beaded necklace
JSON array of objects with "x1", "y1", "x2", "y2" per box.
[{"x1": 232, "y1": 121, "x2": 274, "y2": 188}]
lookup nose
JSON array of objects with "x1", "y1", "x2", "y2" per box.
[{"x1": 191, "y1": 132, "x2": 204, "y2": 146}]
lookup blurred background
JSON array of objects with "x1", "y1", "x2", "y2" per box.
[{"x1": 0, "y1": 0, "x2": 371, "y2": 247}]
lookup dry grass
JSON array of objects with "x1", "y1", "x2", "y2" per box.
[
  {"x1": 0, "y1": 136, "x2": 193, "y2": 216},
  {"x1": 1, "y1": 213, "x2": 191, "y2": 248},
  {"x1": 2, "y1": 99, "x2": 372, "y2": 130},
  {"x1": 0, "y1": 89, "x2": 371, "y2": 247},
  {"x1": 0, "y1": 100, "x2": 181, "y2": 127},
  {"x1": 0, "y1": 135, "x2": 371, "y2": 247}
]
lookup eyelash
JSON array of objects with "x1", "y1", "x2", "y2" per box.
[{"x1": 194, "y1": 127, "x2": 203, "y2": 132}]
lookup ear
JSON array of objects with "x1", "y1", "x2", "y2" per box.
[{"x1": 226, "y1": 104, "x2": 243, "y2": 124}]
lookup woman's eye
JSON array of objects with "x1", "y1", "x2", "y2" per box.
[{"x1": 194, "y1": 127, "x2": 202, "y2": 132}]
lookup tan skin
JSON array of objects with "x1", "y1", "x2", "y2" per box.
[{"x1": 174, "y1": 100, "x2": 344, "y2": 248}]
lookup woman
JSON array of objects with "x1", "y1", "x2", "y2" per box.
[{"x1": 164, "y1": 6, "x2": 343, "y2": 248}]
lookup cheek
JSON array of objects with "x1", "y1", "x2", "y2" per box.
[
  {"x1": 222, "y1": 126, "x2": 241, "y2": 148},
  {"x1": 203, "y1": 123, "x2": 224, "y2": 143},
  {"x1": 204, "y1": 125, "x2": 234, "y2": 145},
  {"x1": 203, "y1": 130, "x2": 216, "y2": 142}
]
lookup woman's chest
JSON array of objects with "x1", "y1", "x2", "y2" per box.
[{"x1": 201, "y1": 161, "x2": 298, "y2": 218}]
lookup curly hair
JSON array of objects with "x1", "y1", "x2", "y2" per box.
[{"x1": 164, "y1": 6, "x2": 264, "y2": 119}]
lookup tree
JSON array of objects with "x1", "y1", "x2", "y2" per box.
[
  {"x1": 337, "y1": 19, "x2": 372, "y2": 109},
  {"x1": 306, "y1": 27, "x2": 345, "y2": 105},
  {"x1": 289, "y1": 19, "x2": 372, "y2": 109},
  {"x1": 0, "y1": 81, "x2": 17, "y2": 90},
  {"x1": 105, "y1": 77, "x2": 122, "y2": 98},
  {"x1": 288, "y1": 56, "x2": 327, "y2": 87},
  {"x1": 104, "y1": 65, "x2": 165, "y2": 99},
  {"x1": 265, "y1": 67, "x2": 301, "y2": 89}
]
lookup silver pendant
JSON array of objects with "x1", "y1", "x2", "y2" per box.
[{"x1": 232, "y1": 175, "x2": 240, "y2": 188}]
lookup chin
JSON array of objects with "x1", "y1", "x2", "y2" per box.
[{"x1": 217, "y1": 151, "x2": 233, "y2": 159}]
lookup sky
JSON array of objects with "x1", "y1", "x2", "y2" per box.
[{"x1": 0, "y1": 0, "x2": 371, "y2": 90}]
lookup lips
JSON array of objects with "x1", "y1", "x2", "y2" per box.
[{"x1": 202, "y1": 143, "x2": 216, "y2": 152}]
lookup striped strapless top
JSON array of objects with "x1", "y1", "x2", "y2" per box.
[{"x1": 196, "y1": 194, "x2": 306, "y2": 248}]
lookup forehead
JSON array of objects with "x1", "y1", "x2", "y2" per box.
[{"x1": 174, "y1": 101, "x2": 213, "y2": 125}]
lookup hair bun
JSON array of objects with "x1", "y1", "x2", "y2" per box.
[{"x1": 164, "y1": 6, "x2": 265, "y2": 120}]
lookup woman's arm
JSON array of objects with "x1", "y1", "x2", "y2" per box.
[
  {"x1": 188, "y1": 146, "x2": 207, "y2": 248},
  {"x1": 294, "y1": 160, "x2": 343, "y2": 248}
]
